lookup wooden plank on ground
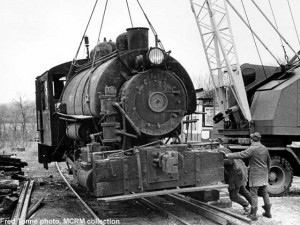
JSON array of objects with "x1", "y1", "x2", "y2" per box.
[
  {"x1": 26, "y1": 197, "x2": 44, "y2": 219},
  {"x1": 11, "y1": 181, "x2": 29, "y2": 225},
  {"x1": 2, "y1": 196, "x2": 18, "y2": 211},
  {"x1": 98, "y1": 184, "x2": 228, "y2": 202},
  {"x1": 19, "y1": 180, "x2": 34, "y2": 225},
  {"x1": 0, "y1": 180, "x2": 19, "y2": 189},
  {"x1": 0, "y1": 156, "x2": 27, "y2": 167}
]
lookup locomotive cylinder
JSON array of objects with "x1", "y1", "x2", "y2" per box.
[
  {"x1": 66, "y1": 123, "x2": 88, "y2": 141},
  {"x1": 77, "y1": 169, "x2": 93, "y2": 193}
]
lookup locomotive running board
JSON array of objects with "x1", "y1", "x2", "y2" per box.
[{"x1": 97, "y1": 184, "x2": 228, "y2": 202}]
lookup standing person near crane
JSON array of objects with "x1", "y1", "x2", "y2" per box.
[{"x1": 223, "y1": 132, "x2": 272, "y2": 221}]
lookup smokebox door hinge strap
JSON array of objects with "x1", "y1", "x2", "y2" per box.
[
  {"x1": 134, "y1": 148, "x2": 143, "y2": 192},
  {"x1": 122, "y1": 158, "x2": 130, "y2": 194},
  {"x1": 109, "y1": 159, "x2": 116, "y2": 177}
]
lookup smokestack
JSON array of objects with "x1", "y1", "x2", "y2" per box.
[{"x1": 126, "y1": 27, "x2": 149, "y2": 50}]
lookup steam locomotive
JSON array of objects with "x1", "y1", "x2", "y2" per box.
[{"x1": 36, "y1": 27, "x2": 224, "y2": 198}]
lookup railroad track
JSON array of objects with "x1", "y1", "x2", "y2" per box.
[
  {"x1": 55, "y1": 162, "x2": 163, "y2": 223},
  {"x1": 137, "y1": 194, "x2": 251, "y2": 225},
  {"x1": 55, "y1": 162, "x2": 105, "y2": 225},
  {"x1": 55, "y1": 162, "x2": 251, "y2": 225}
]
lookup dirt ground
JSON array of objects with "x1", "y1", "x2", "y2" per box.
[
  {"x1": 229, "y1": 176, "x2": 300, "y2": 225},
  {"x1": 2, "y1": 143, "x2": 300, "y2": 225}
]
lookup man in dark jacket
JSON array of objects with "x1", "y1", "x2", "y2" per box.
[
  {"x1": 221, "y1": 146, "x2": 252, "y2": 215},
  {"x1": 223, "y1": 132, "x2": 272, "y2": 221}
]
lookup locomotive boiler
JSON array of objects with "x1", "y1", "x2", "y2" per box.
[{"x1": 36, "y1": 27, "x2": 225, "y2": 198}]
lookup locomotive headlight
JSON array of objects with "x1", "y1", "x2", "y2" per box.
[{"x1": 147, "y1": 47, "x2": 165, "y2": 65}]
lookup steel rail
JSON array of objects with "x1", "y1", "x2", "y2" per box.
[
  {"x1": 173, "y1": 193, "x2": 251, "y2": 223},
  {"x1": 164, "y1": 193, "x2": 251, "y2": 225},
  {"x1": 55, "y1": 162, "x2": 105, "y2": 225},
  {"x1": 137, "y1": 197, "x2": 192, "y2": 225}
]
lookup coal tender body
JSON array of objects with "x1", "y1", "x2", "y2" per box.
[{"x1": 36, "y1": 28, "x2": 224, "y2": 198}]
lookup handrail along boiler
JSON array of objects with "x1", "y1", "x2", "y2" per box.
[{"x1": 35, "y1": 27, "x2": 225, "y2": 198}]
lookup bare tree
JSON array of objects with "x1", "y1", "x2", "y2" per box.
[
  {"x1": 11, "y1": 93, "x2": 36, "y2": 148},
  {"x1": 0, "y1": 103, "x2": 10, "y2": 148},
  {"x1": 196, "y1": 73, "x2": 214, "y2": 91}
]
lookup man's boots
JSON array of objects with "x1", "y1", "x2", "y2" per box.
[
  {"x1": 262, "y1": 204, "x2": 272, "y2": 218},
  {"x1": 243, "y1": 204, "x2": 251, "y2": 215},
  {"x1": 247, "y1": 207, "x2": 258, "y2": 221}
]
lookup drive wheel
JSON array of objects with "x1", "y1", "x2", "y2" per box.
[{"x1": 267, "y1": 156, "x2": 293, "y2": 196}]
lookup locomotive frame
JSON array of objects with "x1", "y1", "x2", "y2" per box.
[{"x1": 35, "y1": 27, "x2": 226, "y2": 200}]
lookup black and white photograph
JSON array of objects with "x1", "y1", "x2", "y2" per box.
[{"x1": 1, "y1": 0, "x2": 300, "y2": 224}]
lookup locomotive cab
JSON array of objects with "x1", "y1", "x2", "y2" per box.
[{"x1": 36, "y1": 59, "x2": 88, "y2": 168}]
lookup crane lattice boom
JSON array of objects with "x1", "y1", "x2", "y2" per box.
[{"x1": 190, "y1": 0, "x2": 252, "y2": 122}]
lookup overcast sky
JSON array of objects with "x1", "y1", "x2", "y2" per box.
[{"x1": 0, "y1": 0, "x2": 299, "y2": 103}]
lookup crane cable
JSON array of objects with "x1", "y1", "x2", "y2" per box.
[
  {"x1": 85, "y1": 0, "x2": 108, "y2": 119},
  {"x1": 61, "y1": 0, "x2": 99, "y2": 103},
  {"x1": 250, "y1": 0, "x2": 300, "y2": 62},
  {"x1": 92, "y1": 0, "x2": 109, "y2": 69},
  {"x1": 286, "y1": 0, "x2": 300, "y2": 49},
  {"x1": 66, "y1": 0, "x2": 99, "y2": 80},
  {"x1": 240, "y1": 0, "x2": 268, "y2": 79},
  {"x1": 226, "y1": 0, "x2": 281, "y2": 66},
  {"x1": 136, "y1": 0, "x2": 165, "y2": 50},
  {"x1": 268, "y1": 0, "x2": 289, "y2": 63},
  {"x1": 126, "y1": 0, "x2": 134, "y2": 28}
]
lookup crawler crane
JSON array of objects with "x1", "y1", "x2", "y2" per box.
[{"x1": 190, "y1": 0, "x2": 300, "y2": 196}]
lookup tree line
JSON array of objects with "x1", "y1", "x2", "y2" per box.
[{"x1": 0, "y1": 95, "x2": 36, "y2": 150}]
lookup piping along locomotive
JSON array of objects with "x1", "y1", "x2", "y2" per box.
[{"x1": 36, "y1": 27, "x2": 224, "y2": 198}]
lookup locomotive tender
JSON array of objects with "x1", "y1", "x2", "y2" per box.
[{"x1": 36, "y1": 27, "x2": 224, "y2": 198}]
